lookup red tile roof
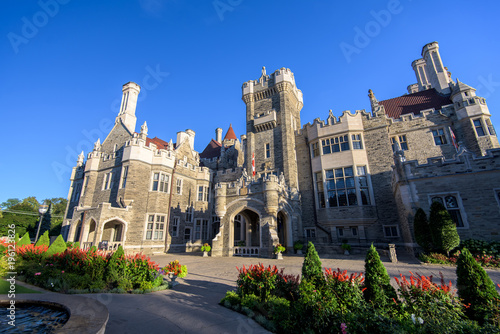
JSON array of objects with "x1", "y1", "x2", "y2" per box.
[
  {"x1": 146, "y1": 137, "x2": 170, "y2": 150},
  {"x1": 200, "y1": 139, "x2": 222, "y2": 159},
  {"x1": 379, "y1": 89, "x2": 452, "y2": 119},
  {"x1": 224, "y1": 124, "x2": 237, "y2": 141}
]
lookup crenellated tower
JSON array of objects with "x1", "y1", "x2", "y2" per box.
[{"x1": 242, "y1": 67, "x2": 303, "y2": 188}]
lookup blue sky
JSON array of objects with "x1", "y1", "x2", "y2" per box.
[{"x1": 1, "y1": 0, "x2": 499, "y2": 204}]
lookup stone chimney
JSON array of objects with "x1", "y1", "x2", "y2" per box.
[{"x1": 216, "y1": 128, "x2": 223, "y2": 144}]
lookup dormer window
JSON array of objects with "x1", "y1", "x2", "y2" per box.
[{"x1": 464, "y1": 91, "x2": 469, "y2": 97}]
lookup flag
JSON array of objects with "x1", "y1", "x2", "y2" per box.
[
  {"x1": 252, "y1": 152, "x2": 255, "y2": 177},
  {"x1": 449, "y1": 127, "x2": 458, "y2": 151}
]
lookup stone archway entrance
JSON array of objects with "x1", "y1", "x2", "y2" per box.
[
  {"x1": 73, "y1": 221, "x2": 82, "y2": 243},
  {"x1": 82, "y1": 220, "x2": 97, "y2": 249},
  {"x1": 100, "y1": 220, "x2": 125, "y2": 251},
  {"x1": 233, "y1": 209, "x2": 260, "y2": 256},
  {"x1": 277, "y1": 211, "x2": 287, "y2": 248}
]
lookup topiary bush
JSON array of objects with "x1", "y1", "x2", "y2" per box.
[
  {"x1": 413, "y1": 207, "x2": 433, "y2": 253},
  {"x1": 456, "y1": 248, "x2": 500, "y2": 325},
  {"x1": 46, "y1": 235, "x2": 67, "y2": 256},
  {"x1": 301, "y1": 242, "x2": 324, "y2": 287},
  {"x1": 17, "y1": 232, "x2": 31, "y2": 248},
  {"x1": 363, "y1": 244, "x2": 397, "y2": 309},
  {"x1": 429, "y1": 201, "x2": 460, "y2": 256},
  {"x1": 35, "y1": 230, "x2": 50, "y2": 247}
]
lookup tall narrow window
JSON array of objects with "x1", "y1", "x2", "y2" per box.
[
  {"x1": 103, "y1": 172, "x2": 113, "y2": 190},
  {"x1": 486, "y1": 119, "x2": 496, "y2": 136},
  {"x1": 315, "y1": 172, "x2": 325, "y2": 208},
  {"x1": 184, "y1": 227, "x2": 191, "y2": 241},
  {"x1": 473, "y1": 119, "x2": 485, "y2": 137},
  {"x1": 176, "y1": 179, "x2": 183, "y2": 195},
  {"x1": 198, "y1": 186, "x2": 209, "y2": 202},
  {"x1": 265, "y1": 143, "x2": 271, "y2": 158},
  {"x1": 71, "y1": 183, "x2": 82, "y2": 202},
  {"x1": 311, "y1": 142, "x2": 319, "y2": 157},
  {"x1": 186, "y1": 206, "x2": 193, "y2": 222},
  {"x1": 351, "y1": 134, "x2": 363, "y2": 149},
  {"x1": 172, "y1": 217, "x2": 179, "y2": 237},
  {"x1": 432, "y1": 129, "x2": 447, "y2": 145},
  {"x1": 356, "y1": 166, "x2": 370, "y2": 205},
  {"x1": 121, "y1": 166, "x2": 128, "y2": 188}
]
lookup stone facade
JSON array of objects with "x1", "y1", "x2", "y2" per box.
[{"x1": 62, "y1": 42, "x2": 500, "y2": 256}]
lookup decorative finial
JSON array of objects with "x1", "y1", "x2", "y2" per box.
[
  {"x1": 262, "y1": 66, "x2": 266, "y2": 77},
  {"x1": 368, "y1": 89, "x2": 374, "y2": 98},
  {"x1": 77, "y1": 151, "x2": 85, "y2": 166},
  {"x1": 141, "y1": 121, "x2": 148, "y2": 136},
  {"x1": 168, "y1": 139, "x2": 173, "y2": 150},
  {"x1": 94, "y1": 138, "x2": 101, "y2": 151},
  {"x1": 445, "y1": 67, "x2": 452, "y2": 79}
]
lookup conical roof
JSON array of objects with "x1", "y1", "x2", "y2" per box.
[{"x1": 223, "y1": 124, "x2": 237, "y2": 141}]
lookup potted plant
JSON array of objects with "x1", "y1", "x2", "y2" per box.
[
  {"x1": 162, "y1": 260, "x2": 187, "y2": 287},
  {"x1": 274, "y1": 243, "x2": 286, "y2": 260},
  {"x1": 294, "y1": 240, "x2": 304, "y2": 255},
  {"x1": 201, "y1": 243, "x2": 211, "y2": 257},
  {"x1": 341, "y1": 243, "x2": 351, "y2": 255}
]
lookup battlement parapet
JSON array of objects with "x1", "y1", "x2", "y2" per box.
[
  {"x1": 242, "y1": 67, "x2": 303, "y2": 103},
  {"x1": 400, "y1": 148, "x2": 500, "y2": 179}
]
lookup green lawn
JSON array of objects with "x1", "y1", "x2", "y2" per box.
[{"x1": 0, "y1": 279, "x2": 41, "y2": 294}]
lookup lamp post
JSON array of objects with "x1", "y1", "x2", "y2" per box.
[{"x1": 35, "y1": 203, "x2": 49, "y2": 243}]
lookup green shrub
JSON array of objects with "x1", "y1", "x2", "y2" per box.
[
  {"x1": 429, "y1": 201, "x2": 460, "y2": 255},
  {"x1": 46, "y1": 235, "x2": 67, "y2": 256},
  {"x1": 456, "y1": 248, "x2": 500, "y2": 325},
  {"x1": 178, "y1": 265, "x2": 188, "y2": 278},
  {"x1": 301, "y1": 242, "x2": 323, "y2": 287},
  {"x1": 35, "y1": 230, "x2": 50, "y2": 247},
  {"x1": 236, "y1": 264, "x2": 279, "y2": 302},
  {"x1": 118, "y1": 278, "x2": 133, "y2": 291},
  {"x1": 17, "y1": 232, "x2": 31, "y2": 248},
  {"x1": 363, "y1": 244, "x2": 397, "y2": 309},
  {"x1": 395, "y1": 272, "x2": 464, "y2": 325},
  {"x1": 241, "y1": 293, "x2": 261, "y2": 310},
  {"x1": 220, "y1": 290, "x2": 241, "y2": 306},
  {"x1": 413, "y1": 207, "x2": 433, "y2": 253},
  {"x1": 73, "y1": 241, "x2": 80, "y2": 249}
]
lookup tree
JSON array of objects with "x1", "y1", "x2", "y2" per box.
[
  {"x1": 301, "y1": 242, "x2": 324, "y2": 287},
  {"x1": 456, "y1": 248, "x2": 500, "y2": 324},
  {"x1": 43, "y1": 198, "x2": 67, "y2": 236},
  {"x1": 413, "y1": 208, "x2": 433, "y2": 253},
  {"x1": 429, "y1": 201, "x2": 460, "y2": 256},
  {"x1": 0, "y1": 200, "x2": 39, "y2": 237},
  {"x1": 363, "y1": 244, "x2": 397, "y2": 307},
  {"x1": 0, "y1": 198, "x2": 21, "y2": 209}
]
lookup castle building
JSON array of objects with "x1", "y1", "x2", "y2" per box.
[{"x1": 62, "y1": 42, "x2": 500, "y2": 256}]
